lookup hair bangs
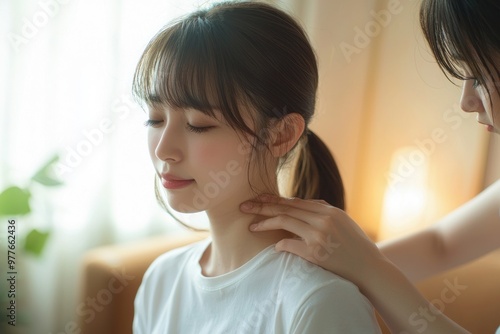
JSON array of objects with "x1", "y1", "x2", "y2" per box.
[
  {"x1": 421, "y1": 0, "x2": 500, "y2": 93},
  {"x1": 133, "y1": 15, "x2": 253, "y2": 132},
  {"x1": 420, "y1": 0, "x2": 471, "y2": 82},
  {"x1": 133, "y1": 21, "x2": 218, "y2": 116}
]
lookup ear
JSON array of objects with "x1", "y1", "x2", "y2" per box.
[{"x1": 268, "y1": 113, "x2": 305, "y2": 158}]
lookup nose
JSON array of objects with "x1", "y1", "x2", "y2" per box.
[
  {"x1": 460, "y1": 80, "x2": 483, "y2": 113},
  {"x1": 152, "y1": 123, "x2": 182, "y2": 163}
]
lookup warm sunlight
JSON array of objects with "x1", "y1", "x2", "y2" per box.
[{"x1": 380, "y1": 147, "x2": 429, "y2": 239}]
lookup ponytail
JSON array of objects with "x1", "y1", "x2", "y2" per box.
[{"x1": 289, "y1": 129, "x2": 345, "y2": 209}]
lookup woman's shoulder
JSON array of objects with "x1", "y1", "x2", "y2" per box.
[
  {"x1": 479, "y1": 178, "x2": 500, "y2": 199},
  {"x1": 270, "y1": 249, "x2": 366, "y2": 299},
  {"x1": 269, "y1": 251, "x2": 378, "y2": 330}
]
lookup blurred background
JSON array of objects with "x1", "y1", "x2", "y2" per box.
[{"x1": 0, "y1": 0, "x2": 498, "y2": 333}]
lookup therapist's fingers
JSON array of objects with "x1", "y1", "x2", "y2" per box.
[
  {"x1": 241, "y1": 194, "x2": 383, "y2": 281},
  {"x1": 249, "y1": 213, "x2": 311, "y2": 235},
  {"x1": 275, "y1": 237, "x2": 342, "y2": 266},
  {"x1": 240, "y1": 194, "x2": 341, "y2": 231},
  {"x1": 243, "y1": 193, "x2": 332, "y2": 214},
  {"x1": 249, "y1": 213, "x2": 336, "y2": 254},
  {"x1": 251, "y1": 213, "x2": 343, "y2": 266},
  {"x1": 241, "y1": 195, "x2": 348, "y2": 266}
]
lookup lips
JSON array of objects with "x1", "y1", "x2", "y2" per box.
[
  {"x1": 478, "y1": 121, "x2": 494, "y2": 132},
  {"x1": 160, "y1": 173, "x2": 195, "y2": 189}
]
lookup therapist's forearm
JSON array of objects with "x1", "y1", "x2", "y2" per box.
[
  {"x1": 355, "y1": 257, "x2": 470, "y2": 334},
  {"x1": 378, "y1": 180, "x2": 500, "y2": 283},
  {"x1": 378, "y1": 228, "x2": 448, "y2": 283}
]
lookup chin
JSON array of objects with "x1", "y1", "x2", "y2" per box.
[{"x1": 167, "y1": 198, "x2": 206, "y2": 214}]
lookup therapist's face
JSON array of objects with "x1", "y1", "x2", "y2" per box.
[{"x1": 459, "y1": 59, "x2": 500, "y2": 135}]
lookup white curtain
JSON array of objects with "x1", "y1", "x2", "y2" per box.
[
  {"x1": 0, "y1": 1, "x2": 216, "y2": 333},
  {"x1": 1, "y1": 0, "x2": 495, "y2": 333}
]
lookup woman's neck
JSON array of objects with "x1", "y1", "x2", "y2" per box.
[{"x1": 199, "y1": 191, "x2": 293, "y2": 277}]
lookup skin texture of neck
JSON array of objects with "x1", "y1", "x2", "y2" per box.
[{"x1": 199, "y1": 183, "x2": 294, "y2": 277}]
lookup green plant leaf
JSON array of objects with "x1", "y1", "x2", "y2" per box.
[
  {"x1": 24, "y1": 229, "x2": 50, "y2": 256},
  {"x1": 31, "y1": 154, "x2": 63, "y2": 186},
  {"x1": 0, "y1": 186, "x2": 31, "y2": 215}
]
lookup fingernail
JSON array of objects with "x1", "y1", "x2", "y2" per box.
[
  {"x1": 241, "y1": 202, "x2": 253, "y2": 210},
  {"x1": 249, "y1": 224, "x2": 259, "y2": 231}
]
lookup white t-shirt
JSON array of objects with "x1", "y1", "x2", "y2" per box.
[{"x1": 133, "y1": 238, "x2": 382, "y2": 334}]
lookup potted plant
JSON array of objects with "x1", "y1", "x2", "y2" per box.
[{"x1": 0, "y1": 154, "x2": 62, "y2": 332}]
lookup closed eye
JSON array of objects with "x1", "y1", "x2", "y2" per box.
[
  {"x1": 143, "y1": 119, "x2": 163, "y2": 127},
  {"x1": 186, "y1": 123, "x2": 214, "y2": 133}
]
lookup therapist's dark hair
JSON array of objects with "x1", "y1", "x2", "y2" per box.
[
  {"x1": 133, "y1": 1, "x2": 344, "y2": 229},
  {"x1": 420, "y1": 0, "x2": 500, "y2": 102}
]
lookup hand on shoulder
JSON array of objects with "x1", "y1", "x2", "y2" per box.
[{"x1": 239, "y1": 194, "x2": 384, "y2": 288}]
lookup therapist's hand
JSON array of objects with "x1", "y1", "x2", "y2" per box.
[
  {"x1": 240, "y1": 194, "x2": 471, "y2": 334},
  {"x1": 239, "y1": 194, "x2": 384, "y2": 285}
]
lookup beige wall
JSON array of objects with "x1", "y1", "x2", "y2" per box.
[
  {"x1": 484, "y1": 135, "x2": 500, "y2": 187},
  {"x1": 270, "y1": 0, "x2": 491, "y2": 240}
]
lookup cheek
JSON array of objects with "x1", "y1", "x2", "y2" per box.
[
  {"x1": 192, "y1": 140, "x2": 244, "y2": 166},
  {"x1": 195, "y1": 144, "x2": 224, "y2": 163},
  {"x1": 191, "y1": 137, "x2": 250, "y2": 185}
]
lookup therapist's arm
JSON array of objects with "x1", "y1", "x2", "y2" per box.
[
  {"x1": 359, "y1": 255, "x2": 471, "y2": 334},
  {"x1": 378, "y1": 179, "x2": 500, "y2": 283}
]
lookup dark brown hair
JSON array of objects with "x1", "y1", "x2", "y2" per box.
[
  {"x1": 133, "y1": 1, "x2": 344, "y2": 228},
  {"x1": 420, "y1": 0, "x2": 500, "y2": 101}
]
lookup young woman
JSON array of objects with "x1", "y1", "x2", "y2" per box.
[
  {"x1": 240, "y1": 0, "x2": 500, "y2": 333},
  {"x1": 132, "y1": 2, "x2": 381, "y2": 333}
]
